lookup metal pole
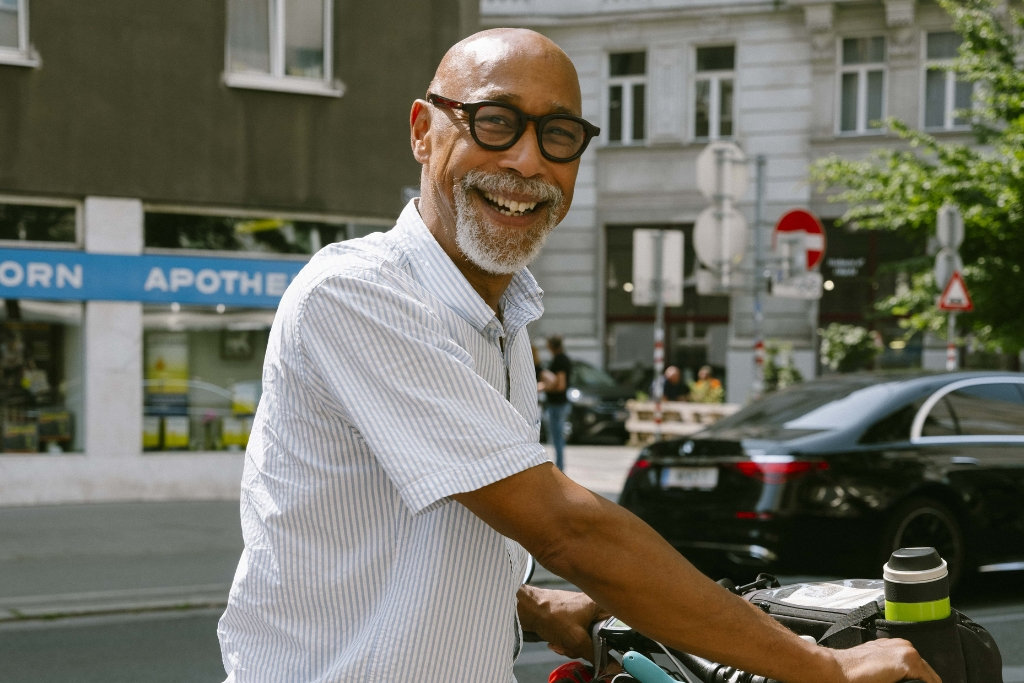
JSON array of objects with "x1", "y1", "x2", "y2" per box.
[
  {"x1": 715, "y1": 146, "x2": 729, "y2": 288},
  {"x1": 752, "y1": 155, "x2": 766, "y2": 399},
  {"x1": 652, "y1": 230, "x2": 665, "y2": 440},
  {"x1": 946, "y1": 312, "x2": 958, "y2": 371}
]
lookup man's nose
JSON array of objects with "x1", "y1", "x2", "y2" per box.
[{"x1": 497, "y1": 123, "x2": 546, "y2": 176}]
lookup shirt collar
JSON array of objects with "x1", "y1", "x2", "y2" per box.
[{"x1": 394, "y1": 200, "x2": 544, "y2": 336}]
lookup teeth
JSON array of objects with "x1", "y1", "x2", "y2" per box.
[{"x1": 483, "y1": 191, "x2": 538, "y2": 216}]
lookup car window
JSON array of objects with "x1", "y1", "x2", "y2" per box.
[
  {"x1": 572, "y1": 362, "x2": 618, "y2": 390},
  {"x1": 921, "y1": 396, "x2": 959, "y2": 436},
  {"x1": 860, "y1": 404, "x2": 916, "y2": 443},
  {"x1": 710, "y1": 381, "x2": 877, "y2": 430},
  {"x1": 941, "y1": 382, "x2": 1024, "y2": 436},
  {"x1": 783, "y1": 383, "x2": 904, "y2": 430}
]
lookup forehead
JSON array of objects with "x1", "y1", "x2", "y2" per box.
[{"x1": 444, "y1": 35, "x2": 582, "y2": 115}]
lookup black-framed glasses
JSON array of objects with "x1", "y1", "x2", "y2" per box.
[{"x1": 426, "y1": 93, "x2": 600, "y2": 163}]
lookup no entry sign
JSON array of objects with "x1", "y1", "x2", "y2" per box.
[{"x1": 774, "y1": 209, "x2": 826, "y2": 271}]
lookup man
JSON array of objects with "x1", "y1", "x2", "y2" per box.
[
  {"x1": 539, "y1": 334, "x2": 571, "y2": 469},
  {"x1": 661, "y1": 365, "x2": 686, "y2": 401},
  {"x1": 218, "y1": 28, "x2": 939, "y2": 683}
]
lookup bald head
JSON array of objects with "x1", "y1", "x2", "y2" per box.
[{"x1": 429, "y1": 28, "x2": 582, "y2": 114}]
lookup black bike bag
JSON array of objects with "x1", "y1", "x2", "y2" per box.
[{"x1": 741, "y1": 578, "x2": 1003, "y2": 683}]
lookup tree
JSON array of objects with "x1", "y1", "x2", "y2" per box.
[{"x1": 810, "y1": 0, "x2": 1024, "y2": 355}]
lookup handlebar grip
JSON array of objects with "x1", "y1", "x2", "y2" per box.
[
  {"x1": 666, "y1": 648, "x2": 780, "y2": 683},
  {"x1": 621, "y1": 652, "x2": 678, "y2": 682}
]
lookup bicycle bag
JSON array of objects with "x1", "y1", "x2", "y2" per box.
[{"x1": 740, "y1": 577, "x2": 1003, "y2": 683}]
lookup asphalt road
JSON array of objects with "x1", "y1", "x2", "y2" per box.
[
  {"x1": 1, "y1": 444, "x2": 1021, "y2": 681},
  {"x1": 1, "y1": 577, "x2": 1021, "y2": 682}
]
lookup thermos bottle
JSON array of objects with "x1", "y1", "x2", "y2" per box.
[
  {"x1": 883, "y1": 546, "x2": 951, "y2": 622},
  {"x1": 879, "y1": 546, "x2": 973, "y2": 682}
]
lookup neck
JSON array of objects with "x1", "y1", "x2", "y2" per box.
[{"x1": 463, "y1": 267, "x2": 514, "y2": 313}]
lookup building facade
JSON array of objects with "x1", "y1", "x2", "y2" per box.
[
  {"x1": 0, "y1": 0, "x2": 478, "y2": 504},
  {"x1": 481, "y1": 0, "x2": 988, "y2": 397}
]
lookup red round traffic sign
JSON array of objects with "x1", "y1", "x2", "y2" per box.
[{"x1": 774, "y1": 209, "x2": 826, "y2": 270}]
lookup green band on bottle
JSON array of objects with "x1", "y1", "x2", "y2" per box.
[{"x1": 885, "y1": 597, "x2": 951, "y2": 622}]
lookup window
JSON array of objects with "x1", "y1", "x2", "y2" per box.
[
  {"x1": 0, "y1": 0, "x2": 38, "y2": 67},
  {"x1": 940, "y1": 383, "x2": 1024, "y2": 436},
  {"x1": 0, "y1": 200, "x2": 78, "y2": 245},
  {"x1": 144, "y1": 210, "x2": 386, "y2": 254},
  {"x1": 225, "y1": 0, "x2": 340, "y2": 96},
  {"x1": 839, "y1": 36, "x2": 886, "y2": 134},
  {"x1": 0, "y1": 302, "x2": 83, "y2": 454},
  {"x1": 143, "y1": 312, "x2": 270, "y2": 452},
  {"x1": 607, "y1": 51, "x2": 646, "y2": 144},
  {"x1": 694, "y1": 45, "x2": 735, "y2": 140},
  {"x1": 924, "y1": 31, "x2": 973, "y2": 130}
]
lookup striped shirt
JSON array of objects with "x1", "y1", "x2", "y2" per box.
[{"x1": 218, "y1": 200, "x2": 550, "y2": 682}]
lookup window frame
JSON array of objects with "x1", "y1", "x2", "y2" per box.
[
  {"x1": 0, "y1": 195, "x2": 81, "y2": 248},
  {"x1": 837, "y1": 35, "x2": 887, "y2": 135},
  {"x1": 693, "y1": 44, "x2": 736, "y2": 141},
  {"x1": 223, "y1": 0, "x2": 342, "y2": 97},
  {"x1": 922, "y1": 30, "x2": 973, "y2": 131},
  {"x1": 912, "y1": 377, "x2": 1024, "y2": 442},
  {"x1": 606, "y1": 50, "x2": 647, "y2": 146},
  {"x1": 0, "y1": 0, "x2": 40, "y2": 67}
]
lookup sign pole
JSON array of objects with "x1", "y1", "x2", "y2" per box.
[
  {"x1": 752, "y1": 155, "x2": 766, "y2": 398},
  {"x1": 946, "y1": 312, "x2": 957, "y2": 371},
  {"x1": 652, "y1": 230, "x2": 665, "y2": 440}
]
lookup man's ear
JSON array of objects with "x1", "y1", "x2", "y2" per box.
[{"x1": 410, "y1": 100, "x2": 431, "y2": 164}]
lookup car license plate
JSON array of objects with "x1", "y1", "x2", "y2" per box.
[{"x1": 661, "y1": 467, "x2": 718, "y2": 490}]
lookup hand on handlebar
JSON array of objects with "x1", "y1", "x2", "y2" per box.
[
  {"x1": 830, "y1": 639, "x2": 941, "y2": 683},
  {"x1": 517, "y1": 585, "x2": 609, "y2": 662}
]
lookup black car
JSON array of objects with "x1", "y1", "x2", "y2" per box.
[
  {"x1": 619, "y1": 371, "x2": 1024, "y2": 589},
  {"x1": 541, "y1": 360, "x2": 632, "y2": 445}
]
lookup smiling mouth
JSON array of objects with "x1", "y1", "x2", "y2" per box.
[{"x1": 481, "y1": 190, "x2": 539, "y2": 217}]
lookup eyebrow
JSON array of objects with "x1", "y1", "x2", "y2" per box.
[{"x1": 481, "y1": 92, "x2": 579, "y2": 117}]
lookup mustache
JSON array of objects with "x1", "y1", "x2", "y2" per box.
[{"x1": 460, "y1": 170, "x2": 563, "y2": 205}]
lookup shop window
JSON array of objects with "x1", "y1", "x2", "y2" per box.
[
  {"x1": 839, "y1": 36, "x2": 886, "y2": 134},
  {"x1": 0, "y1": 0, "x2": 38, "y2": 67},
  {"x1": 607, "y1": 51, "x2": 646, "y2": 144},
  {"x1": 694, "y1": 45, "x2": 735, "y2": 140},
  {"x1": 143, "y1": 305, "x2": 272, "y2": 452},
  {"x1": 0, "y1": 300, "x2": 82, "y2": 454},
  {"x1": 0, "y1": 201, "x2": 77, "y2": 244},
  {"x1": 225, "y1": 0, "x2": 340, "y2": 96},
  {"x1": 604, "y1": 224, "x2": 729, "y2": 381}
]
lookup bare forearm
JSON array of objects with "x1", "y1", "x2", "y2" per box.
[{"x1": 534, "y1": 494, "x2": 841, "y2": 682}]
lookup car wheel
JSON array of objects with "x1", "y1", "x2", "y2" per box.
[{"x1": 880, "y1": 497, "x2": 965, "y2": 590}]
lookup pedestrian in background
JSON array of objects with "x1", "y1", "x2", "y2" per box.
[
  {"x1": 539, "y1": 334, "x2": 571, "y2": 470},
  {"x1": 689, "y1": 364, "x2": 724, "y2": 403},
  {"x1": 661, "y1": 365, "x2": 686, "y2": 401}
]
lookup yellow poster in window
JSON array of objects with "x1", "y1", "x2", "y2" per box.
[{"x1": 145, "y1": 331, "x2": 189, "y2": 395}]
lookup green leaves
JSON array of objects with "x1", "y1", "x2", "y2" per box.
[{"x1": 809, "y1": 0, "x2": 1024, "y2": 352}]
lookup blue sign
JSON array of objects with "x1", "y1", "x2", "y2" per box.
[{"x1": 0, "y1": 248, "x2": 308, "y2": 308}]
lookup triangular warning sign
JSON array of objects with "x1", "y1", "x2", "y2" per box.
[{"x1": 939, "y1": 271, "x2": 974, "y2": 312}]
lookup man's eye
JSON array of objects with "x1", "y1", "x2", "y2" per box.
[{"x1": 477, "y1": 113, "x2": 516, "y2": 130}]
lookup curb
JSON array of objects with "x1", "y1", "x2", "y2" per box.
[{"x1": 0, "y1": 584, "x2": 230, "y2": 623}]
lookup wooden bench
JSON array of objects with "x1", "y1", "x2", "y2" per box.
[{"x1": 625, "y1": 399, "x2": 740, "y2": 444}]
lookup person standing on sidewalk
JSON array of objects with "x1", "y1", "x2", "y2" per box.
[
  {"x1": 539, "y1": 334, "x2": 571, "y2": 470},
  {"x1": 217, "y1": 27, "x2": 938, "y2": 683}
]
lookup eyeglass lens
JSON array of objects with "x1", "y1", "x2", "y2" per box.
[{"x1": 472, "y1": 104, "x2": 588, "y2": 160}]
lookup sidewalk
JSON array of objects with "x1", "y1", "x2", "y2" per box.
[{"x1": 0, "y1": 444, "x2": 637, "y2": 622}]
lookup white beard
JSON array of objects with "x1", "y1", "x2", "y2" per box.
[{"x1": 452, "y1": 170, "x2": 564, "y2": 275}]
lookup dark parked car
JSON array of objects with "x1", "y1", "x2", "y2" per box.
[
  {"x1": 542, "y1": 360, "x2": 632, "y2": 445},
  {"x1": 619, "y1": 371, "x2": 1024, "y2": 589}
]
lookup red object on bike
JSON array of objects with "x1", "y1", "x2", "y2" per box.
[{"x1": 547, "y1": 661, "x2": 593, "y2": 682}]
